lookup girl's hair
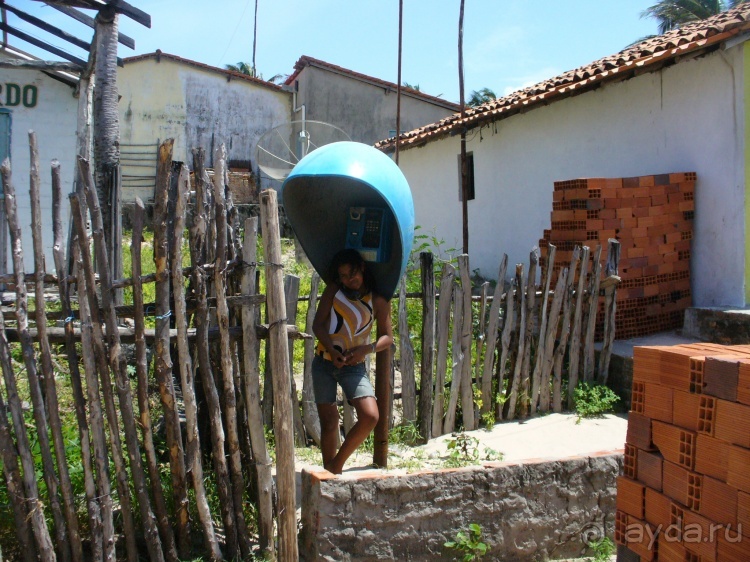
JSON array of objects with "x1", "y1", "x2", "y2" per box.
[{"x1": 329, "y1": 248, "x2": 378, "y2": 295}]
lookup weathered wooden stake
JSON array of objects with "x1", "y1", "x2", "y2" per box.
[
  {"x1": 241, "y1": 216, "x2": 276, "y2": 558},
  {"x1": 419, "y1": 251, "x2": 436, "y2": 441},
  {"x1": 598, "y1": 239, "x2": 621, "y2": 384},
  {"x1": 553, "y1": 247, "x2": 581, "y2": 412},
  {"x1": 567, "y1": 245, "x2": 590, "y2": 409},
  {"x1": 582, "y1": 245, "x2": 603, "y2": 383},
  {"x1": 2, "y1": 158, "x2": 69, "y2": 562},
  {"x1": 531, "y1": 244, "x2": 555, "y2": 414},
  {"x1": 480, "y1": 255, "x2": 508, "y2": 418},
  {"x1": 506, "y1": 264, "x2": 526, "y2": 420},
  {"x1": 302, "y1": 272, "x2": 322, "y2": 446},
  {"x1": 399, "y1": 276, "x2": 417, "y2": 425},
  {"x1": 458, "y1": 254, "x2": 475, "y2": 430},
  {"x1": 260, "y1": 188, "x2": 299, "y2": 561},
  {"x1": 432, "y1": 263, "x2": 455, "y2": 436},
  {"x1": 444, "y1": 282, "x2": 462, "y2": 433},
  {"x1": 538, "y1": 267, "x2": 568, "y2": 412},
  {"x1": 496, "y1": 276, "x2": 516, "y2": 421}
]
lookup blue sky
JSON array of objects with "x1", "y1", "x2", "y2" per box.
[{"x1": 14, "y1": 0, "x2": 659, "y2": 103}]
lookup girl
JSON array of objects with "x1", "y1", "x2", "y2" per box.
[{"x1": 312, "y1": 249, "x2": 393, "y2": 474}]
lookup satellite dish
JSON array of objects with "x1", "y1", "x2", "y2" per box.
[{"x1": 256, "y1": 120, "x2": 351, "y2": 181}]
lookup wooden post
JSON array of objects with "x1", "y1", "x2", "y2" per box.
[
  {"x1": 373, "y1": 336, "x2": 392, "y2": 466},
  {"x1": 553, "y1": 247, "x2": 581, "y2": 412},
  {"x1": 241, "y1": 216, "x2": 276, "y2": 559},
  {"x1": 443, "y1": 282, "x2": 462, "y2": 433},
  {"x1": 302, "y1": 272, "x2": 322, "y2": 446},
  {"x1": 260, "y1": 188, "x2": 299, "y2": 561},
  {"x1": 131, "y1": 199, "x2": 180, "y2": 562},
  {"x1": 519, "y1": 248, "x2": 538, "y2": 418},
  {"x1": 496, "y1": 276, "x2": 516, "y2": 421},
  {"x1": 69, "y1": 191, "x2": 137, "y2": 562},
  {"x1": 2, "y1": 158, "x2": 69, "y2": 562},
  {"x1": 419, "y1": 251, "x2": 436, "y2": 441},
  {"x1": 72, "y1": 239, "x2": 115, "y2": 562},
  {"x1": 480, "y1": 255, "x2": 507, "y2": 418},
  {"x1": 171, "y1": 168, "x2": 222, "y2": 561},
  {"x1": 582, "y1": 244, "x2": 603, "y2": 383},
  {"x1": 397, "y1": 276, "x2": 416, "y2": 424},
  {"x1": 473, "y1": 281, "x2": 489, "y2": 420},
  {"x1": 29, "y1": 133, "x2": 83, "y2": 562},
  {"x1": 457, "y1": 254, "x2": 475, "y2": 429},
  {"x1": 284, "y1": 274, "x2": 307, "y2": 447},
  {"x1": 506, "y1": 264, "x2": 526, "y2": 420},
  {"x1": 538, "y1": 267, "x2": 568, "y2": 412},
  {"x1": 432, "y1": 263, "x2": 455, "y2": 436},
  {"x1": 598, "y1": 239, "x2": 621, "y2": 385},
  {"x1": 81, "y1": 161, "x2": 167, "y2": 562},
  {"x1": 52, "y1": 160, "x2": 102, "y2": 561},
  {"x1": 567, "y1": 245, "x2": 590, "y2": 409},
  {"x1": 213, "y1": 145, "x2": 252, "y2": 559},
  {"x1": 152, "y1": 141, "x2": 190, "y2": 557},
  {"x1": 530, "y1": 244, "x2": 555, "y2": 414},
  {"x1": 190, "y1": 148, "x2": 238, "y2": 560}
]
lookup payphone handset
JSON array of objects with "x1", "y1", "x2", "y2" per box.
[{"x1": 345, "y1": 206, "x2": 391, "y2": 263}]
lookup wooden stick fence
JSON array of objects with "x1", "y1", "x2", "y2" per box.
[{"x1": 0, "y1": 132, "x2": 622, "y2": 561}]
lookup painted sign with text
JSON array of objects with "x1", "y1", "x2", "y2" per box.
[{"x1": 0, "y1": 83, "x2": 38, "y2": 108}]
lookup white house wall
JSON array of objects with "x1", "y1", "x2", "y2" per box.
[
  {"x1": 398, "y1": 45, "x2": 745, "y2": 308},
  {"x1": 0, "y1": 67, "x2": 76, "y2": 274}
]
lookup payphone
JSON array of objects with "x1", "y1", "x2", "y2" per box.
[{"x1": 345, "y1": 206, "x2": 391, "y2": 263}]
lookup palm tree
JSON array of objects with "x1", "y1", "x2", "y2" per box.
[
  {"x1": 225, "y1": 61, "x2": 255, "y2": 76},
  {"x1": 468, "y1": 87, "x2": 497, "y2": 107},
  {"x1": 641, "y1": 0, "x2": 748, "y2": 34}
]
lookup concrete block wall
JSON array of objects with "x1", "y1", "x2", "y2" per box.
[{"x1": 301, "y1": 452, "x2": 622, "y2": 561}]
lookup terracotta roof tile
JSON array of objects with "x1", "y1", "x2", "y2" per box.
[{"x1": 377, "y1": 5, "x2": 750, "y2": 152}]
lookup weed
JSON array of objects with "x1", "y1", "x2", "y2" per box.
[
  {"x1": 444, "y1": 522, "x2": 489, "y2": 561},
  {"x1": 444, "y1": 432, "x2": 503, "y2": 468},
  {"x1": 573, "y1": 382, "x2": 620, "y2": 423},
  {"x1": 589, "y1": 537, "x2": 615, "y2": 561}
]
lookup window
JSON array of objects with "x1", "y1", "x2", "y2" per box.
[{"x1": 457, "y1": 151, "x2": 475, "y2": 201}]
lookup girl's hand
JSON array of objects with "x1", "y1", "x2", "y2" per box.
[
  {"x1": 330, "y1": 349, "x2": 347, "y2": 368},
  {"x1": 343, "y1": 345, "x2": 369, "y2": 365}
]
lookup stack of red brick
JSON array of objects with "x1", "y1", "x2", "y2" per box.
[
  {"x1": 616, "y1": 343, "x2": 750, "y2": 560},
  {"x1": 540, "y1": 173, "x2": 695, "y2": 339}
]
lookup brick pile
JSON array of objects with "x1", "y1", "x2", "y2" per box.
[
  {"x1": 616, "y1": 343, "x2": 750, "y2": 560},
  {"x1": 539, "y1": 173, "x2": 695, "y2": 339}
]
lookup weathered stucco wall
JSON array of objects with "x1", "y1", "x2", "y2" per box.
[
  {"x1": 300, "y1": 452, "x2": 622, "y2": 561},
  {"x1": 294, "y1": 66, "x2": 458, "y2": 146},
  {"x1": 397, "y1": 44, "x2": 746, "y2": 308},
  {"x1": 118, "y1": 56, "x2": 291, "y2": 202}
]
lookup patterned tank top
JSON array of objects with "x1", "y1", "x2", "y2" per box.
[{"x1": 316, "y1": 289, "x2": 374, "y2": 360}]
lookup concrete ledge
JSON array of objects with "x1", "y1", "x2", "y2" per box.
[
  {"x1": 683, "y1": 306, "x2": 750, "y2": 344},
  {"x1": 300, "y1": 451, "x2": 623, "y2": 561}
]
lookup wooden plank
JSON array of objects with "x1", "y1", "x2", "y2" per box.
[{"x1": 47, "y1": 3, "x2": 137, "y2": 48}]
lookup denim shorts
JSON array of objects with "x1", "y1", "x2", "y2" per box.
[{"x1": 312, "y1": 354, "x2": 376, "y2": 404}]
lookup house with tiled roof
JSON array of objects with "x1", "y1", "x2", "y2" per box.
[
  {"x1": 286, "y1": 55, "x2": 461, "y2": 147},
  {"x1": 377, "y1": 5, "x2": 750, "y2": 309},
  {"x1": 118, "y1": 50, "x2": 292, "y2": 202}
]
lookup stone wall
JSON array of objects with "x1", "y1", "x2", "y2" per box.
[{"x1": 300, "y1": 451, "x2": 623, "y2": 561}]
